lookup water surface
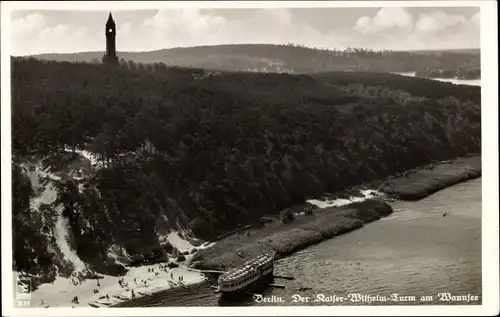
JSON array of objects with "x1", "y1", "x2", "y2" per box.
[{"x1": 394, "y1": 71, "x2": 481, "y2": 86}]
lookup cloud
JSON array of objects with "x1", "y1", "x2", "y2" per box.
[
  {"x1": 12, "y1": 20, "x2": 98, "y2": 55},
  {"x1": 415, "y1": 11, "x2": 466, "y2": 34},
  {"x1": 354, "y1": 8, "x2": 413, "y2": 34},
  {"x1": 11, "y1": 12, "x2": 47, "y2": 36},
  {"x1": 10, "y1": 8, "x2": 480, "y2": 55},
  {"x1": 39, "y1": 24, "x2": 70, "y2": 38},
  {"x1": 353, "y1": 8, "x2": 480, "y2": 50},
  {"x1": 408, "y1": 11, "x2": 480, "y2": 50},
  {"x1": 144, "y1": 8, "x2": 227, "y2": 37},
  {"x1": 9, "y1": 8, "x2": 353, "y2": 54},
  {"x1": 117, "y1": 8, "x2": 347, "y2": 51},
  {"x1": 470, "y1": 12, "x2": 480, "y2": 27}
]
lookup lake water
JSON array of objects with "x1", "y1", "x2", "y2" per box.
[
  {"x1": 394, "y1": 71, "x2": 481, "y2": 87},
  {"x1": 118, "y1": 178, "x2": 482, "y2": 307}
]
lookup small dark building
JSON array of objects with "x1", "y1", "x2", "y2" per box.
[{"x1": 102, "y1": 13, "x2": 119, "y2": 66}]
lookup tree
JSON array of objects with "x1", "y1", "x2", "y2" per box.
[{"x1": 282, "y1": 209, "x2": 295, "y2": 224}]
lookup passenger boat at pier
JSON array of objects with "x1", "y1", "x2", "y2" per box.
[{"x1": 217, "y1": 253, "x2": 274, "y2": 297}]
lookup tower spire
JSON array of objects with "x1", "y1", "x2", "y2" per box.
[{"x1": 103, "y1": 12, "x2": 118, "y2": 66}]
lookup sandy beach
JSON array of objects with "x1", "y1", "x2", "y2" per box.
[{"x1": 15, "y1": 261, "x2": 206, "y2": 308}]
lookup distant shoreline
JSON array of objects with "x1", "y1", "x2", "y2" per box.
[{"x1": 393, "y1": 71, "x2": 481, "y2": 85}]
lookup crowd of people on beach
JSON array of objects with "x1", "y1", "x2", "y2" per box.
[{"x1": 65, "y1": 262, "x2": 192, "y2": 307}]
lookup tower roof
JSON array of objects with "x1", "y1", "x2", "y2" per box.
[{"x1": 106, "y1": 12, "x2": 116, "y2": 28}]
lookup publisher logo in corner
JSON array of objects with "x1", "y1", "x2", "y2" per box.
[{"x1": 15, "y1": 276, "x2": 32, "y2": 307}]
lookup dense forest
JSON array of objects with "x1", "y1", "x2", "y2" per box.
[
  {"x1": 12, "y1": 57, "x2": 481, "y2": 284},
  {"x1": 31, "y1": 44, "x2": 481, "y2": 78}
]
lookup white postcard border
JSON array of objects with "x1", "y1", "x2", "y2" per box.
[{"x1": 1, "y1": 1, "x2": 498, "y2": 316}]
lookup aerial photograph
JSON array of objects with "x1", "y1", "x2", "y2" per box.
[{"x1": 3, "y1": 2, "x2": 496, "y2": 315}]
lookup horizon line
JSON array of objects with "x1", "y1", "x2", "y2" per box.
[{"x1": 12, "y1": 43, "x2": 481, "y2": 57}]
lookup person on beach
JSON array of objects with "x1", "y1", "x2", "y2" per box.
[
  {"x1": 97, "y1": 280, "x2": 100, "y2": 287},
  {"x1": 106, "y1": 294, "x2": 109, "y2": 300},
  {"x1": 134, "y1": 277, "x2": 136, "y2": 284}
]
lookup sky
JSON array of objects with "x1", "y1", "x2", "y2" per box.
[{"x1": 8, "y1": 6, "x2": 480, "y2": 56}]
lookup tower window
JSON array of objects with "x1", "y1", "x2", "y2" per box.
[{"x1": 108, "y1": 29, "x2": 113, "y2": 33}]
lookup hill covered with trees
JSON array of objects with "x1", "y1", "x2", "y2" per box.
[
  {"x1": 11, "y1": 57, "x2": 480, "y2": 286},
  {"x1": 30, "y1": 44, "x2": 480, "y2": 78}
]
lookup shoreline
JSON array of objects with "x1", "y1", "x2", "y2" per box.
[
  {"x1": 22, "y1": 155, "x2": 481, "y2": 308},
  {"x1": 392, "y1": 71, "x2": 481, "y2": 86},
  {"x1": 378, "y1": 155, "x2": 481, "y2": 200}
]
